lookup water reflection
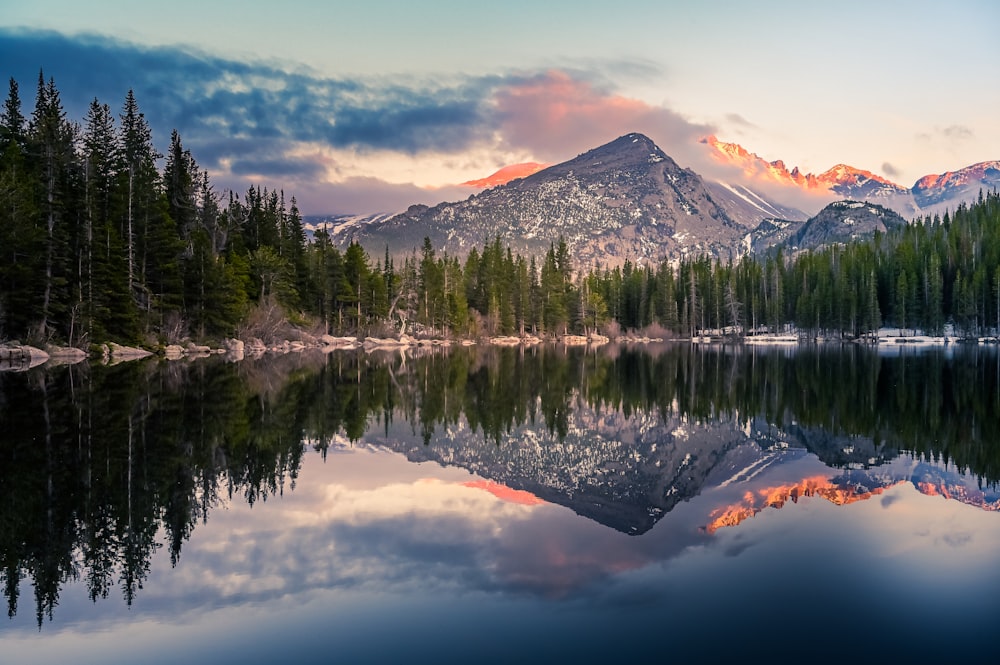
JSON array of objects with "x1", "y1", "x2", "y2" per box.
[{"x1": 1, "y1": 343, "x2": 998, "y2": 649}]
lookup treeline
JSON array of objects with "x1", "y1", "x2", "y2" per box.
[
  {"x1": 337, "y1": 191, "x2": 1000, "y2": 340},
  {"x1": 0, "y1": 72, "x2": 313, "y2": 345},
  {"x1": 3, "y1": 71, "x2": 1000, "y2": 345}
]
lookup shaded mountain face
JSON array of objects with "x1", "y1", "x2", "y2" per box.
[
  {"x1": 748, "y1": 200, "x2": 907, "y2": 254},
  {"x1": 332, "y1": 133, "x2": 793, "y2": 266},
  {"x1": 704, "y1": 181, "x2": 809, "y2": 227}
]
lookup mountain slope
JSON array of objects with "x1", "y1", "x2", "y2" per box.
[{"x1": 705, "y1": 180, "x2": 808, "y2": 227}]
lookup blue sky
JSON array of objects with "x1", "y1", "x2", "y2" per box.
[{"x1": 1, "y1": 0, "x2": 997, "y2": 214}]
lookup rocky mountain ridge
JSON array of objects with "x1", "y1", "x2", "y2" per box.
[{"x1": 702, "y1": 135, "x2": 998, "y2": 217}]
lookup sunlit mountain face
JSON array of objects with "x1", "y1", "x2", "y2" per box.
[
  {"x1": 700, "y1": 135, "x2": 998, "y2": 217},
  {"x1": 911, "y1": 160, "x2": 1000, "y2": 208},
  {"x1": 705, "y1": 476, "x2": 903, "y2": 534},
  {"x1": 704, "y1": 470, "x2": 1000, "y2": 534},
  {"x1": 463, "y1": 479, "x2": 546, "y2": 506},
  {"x1": 462, "y1": 162, "x2": 549, "y2": 188},
  {"x1": 701, "y1": 135, "x2": 908, "y2": 196}
]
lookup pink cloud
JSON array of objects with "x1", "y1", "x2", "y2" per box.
[{"x1": 495, "y1": 71, "x2": 712, "y2": 167}]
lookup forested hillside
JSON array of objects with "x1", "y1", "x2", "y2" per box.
[{"x1": 2, "y1": 72, "x2": 999, "y2": 346}]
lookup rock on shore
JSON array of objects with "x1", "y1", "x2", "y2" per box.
[{"x1": 0, "y1": 344, "x2": 50, "y2": 371}]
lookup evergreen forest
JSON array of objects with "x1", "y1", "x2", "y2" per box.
[{"x1": 3, "y1": 72, "x2": 1000, "y2": 346}]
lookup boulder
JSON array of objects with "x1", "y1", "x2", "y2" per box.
[
  {"x1": 46, "y1": 345, "x2": 87, "y2": 360},
  {"x1": 107, "y1": 342, "x2": 153, "y2": 359},
  {"x1": 164, "y1": 345, "x2": 185, "y2": 359}
]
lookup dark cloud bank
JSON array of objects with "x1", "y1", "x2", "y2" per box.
[
  {"x1": 1, "y1": 28, "x2": 509, "y2": 211},
  {"x1": 0, "y1": 28, "x2": 717, "y2": 214}
]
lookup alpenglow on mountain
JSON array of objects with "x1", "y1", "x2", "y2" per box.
[
  {"x1": 701, "y1": 135, "x2": 1000, "y2": 218},
  {"x1": 332, "y1": 133, "x2": 801, "y2": 267}
]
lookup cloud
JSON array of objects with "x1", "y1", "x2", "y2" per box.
[
  {"x1": 278, "y1": 177, "x2": 473, "y2": 217},
  {"x1": 724, "y1": 113, "x2": 757, "y2": 129},
  {"x1": 916, "y1": 124, "x2": 975, "y2": 145},
  {"x1": 941, "y1": 125, "x2": 974, "y2": 141},
  {"x1": 940, "y1": 531, "x2": 973, "y2": 548},
  {"x1": 881, "y1": 162, "x2": 901, "y2": 178},
  {"x1": 2, "y1": 29, "x2": 498, "y2": 155},
  {"x1": 0, "y1": 29, "x2": 501, "y2": 198}
]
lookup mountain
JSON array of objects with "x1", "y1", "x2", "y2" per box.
[
  {"x1": 912, "y1": 161, "x2": 1000, "y2": 209},
  {"x1": 703, "y1": 135, "x2": 1000, "y2": 218},
  {"x1": 333, "y1": 133, "x2": 797, "y2": 266},
  {"x1": 744, "y1": 217, "x2": 804, "y2": 255},
  {"x1": 747, "y1": 200, "x2": 908, "y2": 254}
]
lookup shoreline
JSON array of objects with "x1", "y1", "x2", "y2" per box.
[{"x1": 2, "y1": 328, "x2": 994, "y2": 372}]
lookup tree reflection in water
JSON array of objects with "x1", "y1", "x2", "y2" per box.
[{"x1": 1, "y1": 343, "x2": 998, "y2": 625}]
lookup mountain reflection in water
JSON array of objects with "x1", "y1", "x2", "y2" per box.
[{"x1": 1, "y1": 343, "x2": 998, "y2": 662}]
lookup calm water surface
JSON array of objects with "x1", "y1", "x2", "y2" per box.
[{"x1": 1, "y1": 343, "x2": 998, "y2": 663}]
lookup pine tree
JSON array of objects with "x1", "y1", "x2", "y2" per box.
[
  {"x1": 163, "y1": 130, "x2": 198, "y2": 243},
  {"x1": 0, "y1": 77, "x2": 38, "y2": 338},
  {"x1": 417, "y1": 237, "x2": 444, "y2": 331},
  {"x1": 283, "y1": 197, "x2": 309, "y2": 306},
  {"x1": 118, "y1": 89, "x2": 164, "y2": 324},
  {"x1": 81, "y1": 97, "x2": 136, "y2": 342},
  {"x1": 341, "y1": 242, "x2": 369, "y2": 330},
  {"x1": 28, "y1": 72, "x2": 77, "y2": 340},
  {"x1": 0, "y1": 78, "x2": 25, "y2": 153}
]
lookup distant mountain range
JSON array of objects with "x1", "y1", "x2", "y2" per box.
[
  {"x1": 324, "y1": 132, "x2": 998, "y2": 266},
  {"x1": 702, "y1": 135, "x2": 1000, "y2": 218}
]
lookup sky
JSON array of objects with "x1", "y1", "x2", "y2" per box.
[{"x1": 1, "y1": 0, "x2": 997, "y2": 215}]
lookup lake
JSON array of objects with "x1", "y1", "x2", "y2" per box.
[{"x1": 1, "y1": 343, "x2": 998, "y2": 663}]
